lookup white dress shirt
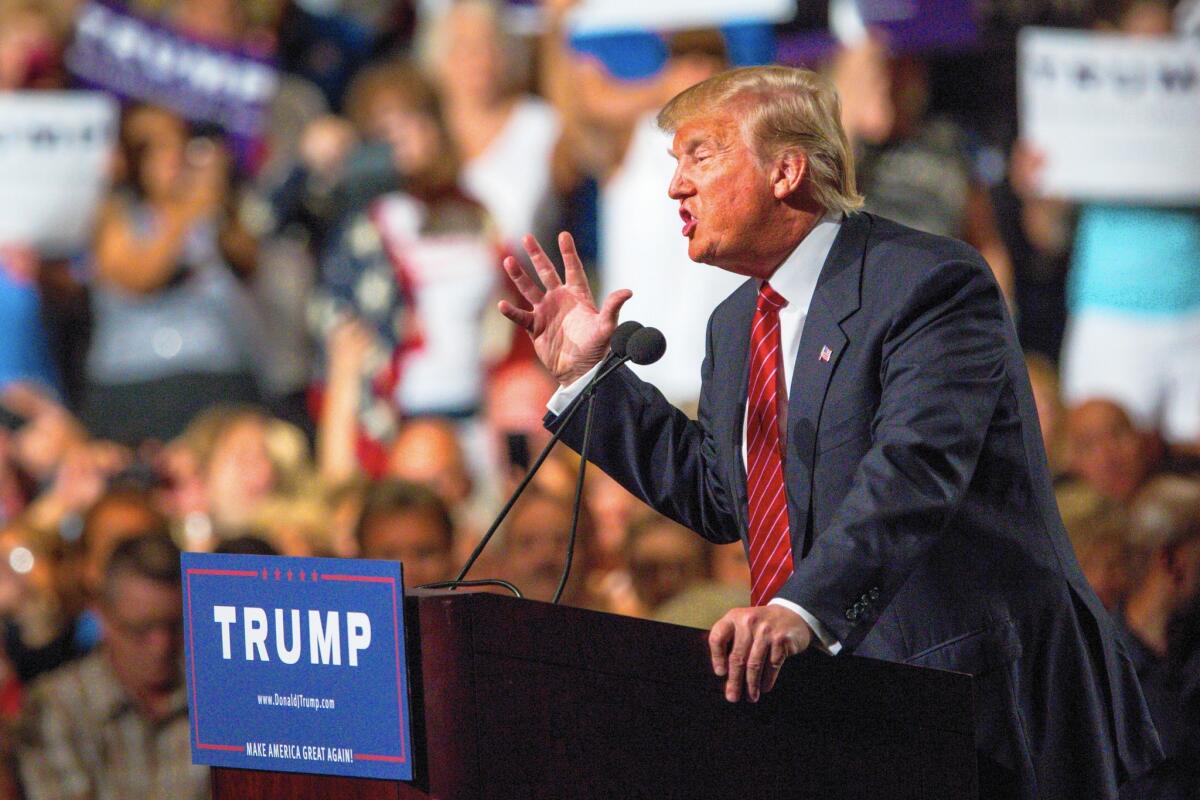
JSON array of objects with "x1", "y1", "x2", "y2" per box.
[{"x1": 548, "y1": 214, "x2": 844, "y2": 652}]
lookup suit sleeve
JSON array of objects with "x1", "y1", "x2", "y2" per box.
[
  {"x1": 545, "y1": 314, "x2": 741, "y2": 544},
  {"x1": 777, "y1": 255, "x2": 1009, "y2": 651}
]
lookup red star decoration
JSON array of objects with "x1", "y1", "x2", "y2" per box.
[
  {"x1": 274, "y1": 568, "x2": 281, "y2": 580},
  {"x1": 287, "y1": 569, "x2": 294, "y2": 581},
  {"x1": 300, "y1": 570, "x2": 307, "y2": 582}
]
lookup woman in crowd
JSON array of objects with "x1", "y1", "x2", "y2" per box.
[
  {"x1": 419, "y1": 0, "x2": 567, "y2": 253},
  {"x1": 311, "y1": 60, "x2": 523, "y2": 476},
  {"x1": 84, "y1": 106, "x2": 269, "y2": 444}
]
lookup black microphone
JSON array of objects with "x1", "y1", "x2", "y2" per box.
[
  {"x1": 428, "y1": 321, "x2": 653, "y2": 595},
  {"x1": 551, "y1": 326, "x2": 666, "y2": 604},
  {"x1": 609, "y1": 320, "x2": 643, "y2": 359},
  {"x1": 625, "y1": 326, "x2": 666, "y2": 365}
]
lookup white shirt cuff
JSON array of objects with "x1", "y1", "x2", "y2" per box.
[
  {"x1": 545, "y1": 361, "x2": 605, "y2": 416},
  {"x1": 769, "y1": 598, "x2": 843, "y2": 655}
]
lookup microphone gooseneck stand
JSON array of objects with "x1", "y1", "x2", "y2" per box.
[{"x1": 418, "y1": 321, "x2": 651, "y2": 596}]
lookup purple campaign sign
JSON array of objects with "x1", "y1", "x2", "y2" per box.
[
  {"x1": 182, "y1": 553, "x2": 412, "y2": 781},
  {"x1": 65, "y1": 0, "x2": 278, "y2": 138},
  {"x1": 778, "y1": 0, "x2": 977, "y2": 66}
]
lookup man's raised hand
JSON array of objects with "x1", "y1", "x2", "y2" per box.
[{"x1": 498, "y1": 232, "x2": 632, "y2": 386}]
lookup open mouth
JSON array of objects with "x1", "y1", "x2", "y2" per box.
[{"x1": 679, "y1": 208, "x2": 697, "y2": 237}]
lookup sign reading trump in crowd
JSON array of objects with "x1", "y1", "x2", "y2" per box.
[
  {"x1": 1019, "y1": 28, "x2": 1200, "y2": 204},
  {"x1": 65, "y1": 0, "x2": 278, "y2": 139},
  {"x1": 182, "y1": 553, "x2": 413, "y2": 781}
]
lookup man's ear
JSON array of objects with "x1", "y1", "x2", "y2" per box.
[{"x1": 770, "y1": 150, "x2": 807, "y2": 200}]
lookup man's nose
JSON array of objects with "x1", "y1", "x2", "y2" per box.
[{"x1": 667, "y1": 164, "x2": 693, "y2": 200}]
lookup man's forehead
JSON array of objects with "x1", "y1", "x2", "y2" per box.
[{"x1": 668, "y1": 115, "x2": 737, "y2": 156}]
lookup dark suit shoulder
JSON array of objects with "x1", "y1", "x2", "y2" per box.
[
  {"x1": 860, "y1": 213, "x2": 991, "y2": 282},
  {"x1": 853, "y1": 214, "x2": 1001, "y2": 324}
]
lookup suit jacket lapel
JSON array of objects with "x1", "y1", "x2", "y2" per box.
[
  {"x1": 723, "y1": 281, "x2": 756, "y2": 538},
  {"x1": 784, "y1": 212, "x2": 869, "y2": 555}
]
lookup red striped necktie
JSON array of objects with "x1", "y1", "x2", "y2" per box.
[{"x1": 746, "y1": 281, "x2": 794, "y2": 606}]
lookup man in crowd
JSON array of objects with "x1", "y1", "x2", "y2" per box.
[
  {"x1": 1065, "y1": 398, "x2": 1160, "y2": 502},
  {"x1": 1118, "y1": 476, "x2": 1200, "y2": 799},
  {"x1": 16, "y1": 533, "x2": 208, "y2": 800},
  {"x1": 498, "y1": 65, "x2": 1161, "y2": 797},
  {"x1": 355, "y1": 479, "x2": 456, "y2": 590}
]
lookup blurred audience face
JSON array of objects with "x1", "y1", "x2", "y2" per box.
[
  {"x1": 1115, "y1": 1, "x2": 1174, "y2": 35},
  {"x1": 100, "y1": 569, "x2": 183, "y2": 703},
  {"x1": 504, "y1": 493, "x2": 574, "y2": 602},
  {"x1": 82, "y1": 492, "x2": 168, "y2": 596},
  {"x1": 433, "y1": 2, "x2": 506, "y2": 103},
  {"x1": 1065, "y1": 399, "x2": 1153, "y2": 502},
  {"x1": 205, "y1": 415, "x2": 276, "y2": 530},
  {"x1": 123, "y1": 107, "x2": 189, "y2": 204},
  {"x1": 387, "y1": 418, "x2": 472, "y2": 505},
  {"x1": 586, "y1": 470, "x2": 641, "y2": 569},
  {"x1": 0, "y1": 4, "x2": 58, "y2": 90},
  {"x1": 1125, "y1": 477, "x2": 1200, "y2": 654},
  {"x1": 627, "y1": 519, "x2": 706, "y2": 611},
  {"x1": 171, "y1": 0, "x2": 246, "y2": 44},
  {"x1": 360, "y1": 507, "x2": 454, "y2": 589}
]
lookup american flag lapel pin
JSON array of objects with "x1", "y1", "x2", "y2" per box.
[{"x1": 819, "y1": 345, "x2": 832, "y2": 362}]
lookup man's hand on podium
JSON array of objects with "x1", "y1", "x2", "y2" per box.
[{"x1": 709, "y1": 605, "x2": 813, "y2": 703}]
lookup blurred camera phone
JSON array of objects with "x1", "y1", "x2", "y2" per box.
[{"x1": 505, "y1": 432, "x2": 531, "y2": 471}]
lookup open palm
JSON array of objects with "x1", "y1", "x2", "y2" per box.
[{"x1": 499, "y1": 232, "x2": 632, "y2": 385}]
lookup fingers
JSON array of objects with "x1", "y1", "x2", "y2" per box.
[
  {"x1": 558, "y1": 231, "x2": 588, "y2": 291},
  {"x1": 761, "y1": 634, "x2": 793, "y2": 697},
  {"x1": 724, "y1": 618, "x2": 751, "y2": 703},
  {"x1": 709, "y1": 617, "x2": 733, "y2": 678},
  {"x1": 522, "y1": 234, "x2": 563, "y2": 292},
  {"x1": 503, "y1": 255, "x2": 545, "y2": 306},
  {"x1": 497, "y1": 299, "x2": 535, "y2": 331},
  {"x1": 711, "y1": 606, "x2": 812, "y2": 703},
  {"x1": 599, "y1": 289, "x2": 633, "y2": 325},
  {"x1": 745, "y1": 633, "x2": 771, "y2": 703}
]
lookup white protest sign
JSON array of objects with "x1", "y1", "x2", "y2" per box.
[
  {"x1": 1018, "y1": 28, "x2": 1200, "y2": 205},
  {"x1": 498, "y1": 0, "x2": 794, "y2": 36},
  {"x1": 0, "y1": 92, "x2": 118, "y2": 256}
]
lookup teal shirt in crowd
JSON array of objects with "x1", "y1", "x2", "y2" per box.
[{"x1": 1068, "y1": 204, "x2": 1200, "y2": 316}]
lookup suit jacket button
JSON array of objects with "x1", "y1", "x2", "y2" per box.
[
  {"x1": 869, "y1": 587, "x2": 880, "y2": 600},
  {"x1": 845, "y1": 607, "x2": 859, "y2": 621}
]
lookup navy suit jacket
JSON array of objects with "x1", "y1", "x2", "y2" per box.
[{"x1": 549, "y1": 213, "x2": 1162, "y2": 798}]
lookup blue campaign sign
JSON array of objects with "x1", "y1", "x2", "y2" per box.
[{"x1": 181, "y1": 553, "x2": 413, "y2": 780}]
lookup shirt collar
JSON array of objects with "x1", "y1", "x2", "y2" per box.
[{"x1": 763, "y1": 212, "x2": 843, "y2": 312}]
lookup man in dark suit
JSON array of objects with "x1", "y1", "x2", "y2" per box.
[{"x1": 497, "y1": 65, "x2": 1161, "y2": 798}]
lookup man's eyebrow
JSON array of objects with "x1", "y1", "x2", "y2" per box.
[{"x1": 668, "y1": 135, "x2": 708, "y2": 160}]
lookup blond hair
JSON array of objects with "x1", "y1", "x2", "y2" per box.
[{"x1": 657, "y1": 65, "x2": 864, "y2": 215}]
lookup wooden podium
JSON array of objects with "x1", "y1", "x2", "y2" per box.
[{"x1": 212, "y1": 591, "x2": 976, "y2": 799}]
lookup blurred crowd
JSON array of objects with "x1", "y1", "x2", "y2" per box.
[{"x1": 0, "y1": 0, "x2": 1198, "y2": 797}]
